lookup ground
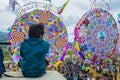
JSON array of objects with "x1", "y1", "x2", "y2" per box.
[{"x1": 1, "y1": 71, "x2": 66, "y2": 80}]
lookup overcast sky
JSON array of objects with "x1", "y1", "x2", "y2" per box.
[{"x1": 0, "y1": 0, "x2": 120, "y2": 42}]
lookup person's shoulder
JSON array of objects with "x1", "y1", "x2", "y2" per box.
[
  {"x1": 20, "y1": 39, "x2": 31, "y2": 47},
  {"x1": 43, "y1": 40, "x2": 50, "y2": 46},
  {"x1": 43, "y1": 40, "x2": 49, "y2": 44},
  {"x1": 20, "y1": 40, "x2": 25, "y2": 46},
  {"x1": 21, "y1": 39, "x2": 28, "y2": 44},
  {"x1": 20, "y1": 39, "x2": 28, "y2": 45}
]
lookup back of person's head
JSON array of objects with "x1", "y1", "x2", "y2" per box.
[
  {"x1": 108, "y1": 71, "x2": 112, "y2": 74},
  {"x1": 28, "y1": 23, "x2": 44, "y2": 38},
  {"x1": 96, "y1": 75, "x2": 103, "y2": 80},
  {"x1": 103, "y1": 73, "x2": 108, "y2": 77},
  {"x1": 89, "y1": 73, "x2": 93, "y2": 77}
]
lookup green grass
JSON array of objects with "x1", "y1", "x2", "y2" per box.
[
  {"x1": 3, "y1": 49, "x2": 11, "y2": 61},
  {"x1": 0, "y1": 45, "x2": 11, "y2": 61},
  {"x1": 67, "y1": 49, "x2": 74, "y2": 55}
]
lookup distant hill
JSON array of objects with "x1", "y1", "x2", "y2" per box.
[{"x1": 0, "y1": 31, "x2": 8, "y2": 42}]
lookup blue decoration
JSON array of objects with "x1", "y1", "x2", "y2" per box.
[
  {"x1": 79, "y1": 52, "x2": 86, "y2": 60},
  {"x1": 81, "y1": 45, "x2": 88, "y2": 52}
]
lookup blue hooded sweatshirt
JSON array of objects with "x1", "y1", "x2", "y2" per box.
[
  {"x1": 0, "y1": 48, "x2": 4, "y2": 75},
  {"x1": 20, "y1": 38, "x2": 50, "y2": 77}
]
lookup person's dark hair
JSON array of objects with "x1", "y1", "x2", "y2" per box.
[
  {"x1": 103, "y1": 73, "x2": 108, "y2": 77},
  {"x1": 28, "y1": 23, "x2": 44, "y2": 38},
  {"x1": 89, "y1": 73, "x2": 93, "y2": 77},
  {"x1": 96, "y1": 75, "x2": 102, "y2": 80}
]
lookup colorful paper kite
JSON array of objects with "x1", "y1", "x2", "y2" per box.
[
  {"x1": 74, "y1": 8, "x2": 118, "y2": 61},
  {"x1": 8, "y1": 2, "x2": 69, "y2": 67},
  {"x1": 117, "y1": 32, "x2": 120, "y2": 54},
  {"x1": 117, "y1": 15, "x2": 120, "y2": 54}
]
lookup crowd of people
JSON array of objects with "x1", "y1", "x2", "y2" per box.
[{"x1": 57, "y1": 57, "x2": 120, "y2": 80}]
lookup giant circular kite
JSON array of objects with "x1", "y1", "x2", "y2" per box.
[
  {"x1": 8, "y1": 2, "x2": 69, "y2": 67},
  {"x1": 74, "y1": 8, "x2": 118, "y2": 61},
  {"x1": 117, "y1": 15, "x2": 120, "y2": 54}
]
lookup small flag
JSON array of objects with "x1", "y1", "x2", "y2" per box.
[
  {"x1": 57, "y1": 0, "x2": 69, "y2": 14},
  {"x1": 9, "y1": 0, "x2": 19, "y2": 11}
]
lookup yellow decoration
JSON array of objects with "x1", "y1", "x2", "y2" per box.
[
  {"x1": 96, "y1": 12, "x2": 101, "y2": 18},
  {"x1": 12, "y1": 49, "x2": 15, "y2": 53},
  {"x1": 75, "y1": 42, "x2": 80, "y2": 52},
  {"x1": 54, "y1": 60, "x2": 61, "y2": 67}
]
